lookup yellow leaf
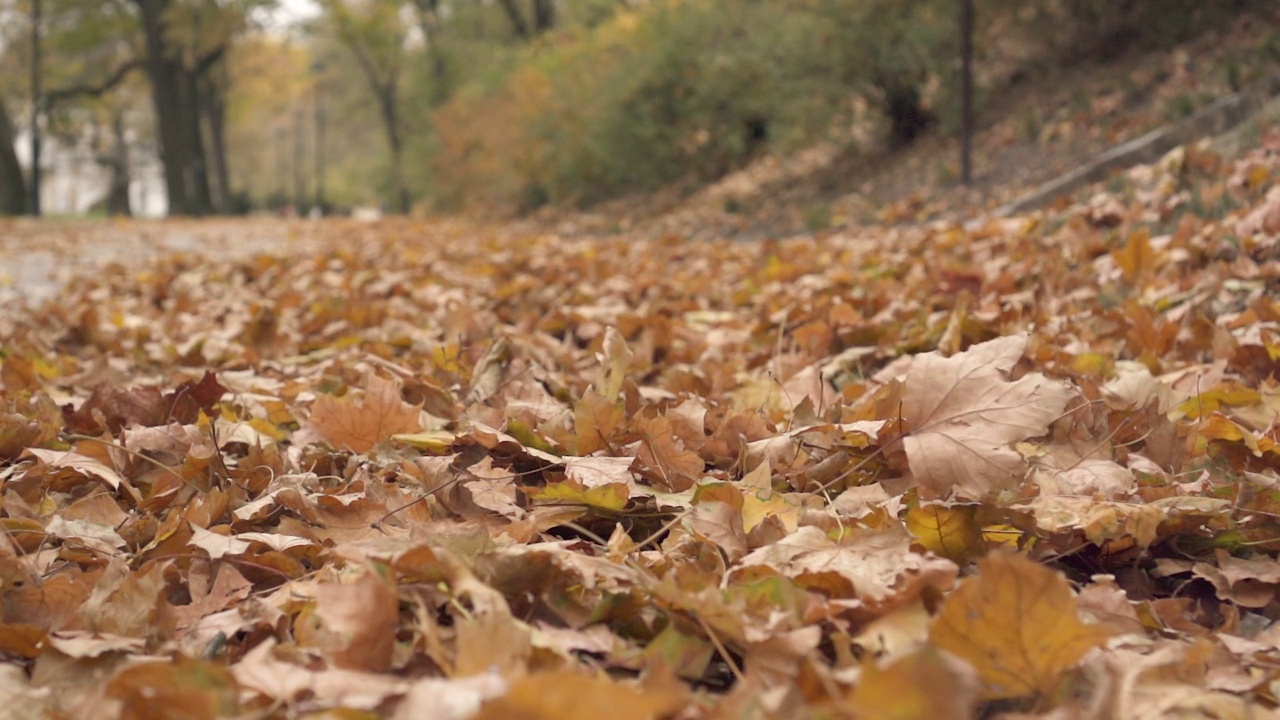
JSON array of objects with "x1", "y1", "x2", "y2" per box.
[
  {"x1": 929, "y1": 552, "x2": 1116, "y2": 699},
  {"x1": 392, "y1": 430, "x2": 457, "y2": 454},
  {"x1": 1247, "y1": 164, "x2": 1269, "y2": 191},
  {"x1": 532, "y1": 480, "x2": 628, "y2": 512},
  {"x1": 906, "y1": 504, "x2": 983, "y2": 563},
  {"x1": 1112, "y1": 229, "x2": 1157, "y2": 284},
  {"x1": 473, "y1": 670, "x2": 684, "y2": 720},
  {"x1": 846, "y1": 646, "x2": 978, "y2": 720}
]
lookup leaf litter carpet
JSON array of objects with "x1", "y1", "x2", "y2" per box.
[{"x1": 5, "y1": 138, "x2": 1280, "y2": 717}]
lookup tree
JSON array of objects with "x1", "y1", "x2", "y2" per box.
[
  {"x1": 132, "y1": 0, "x2": 214, "y2": 215},
  {"x1": 496, "y1": 0, "x2": 554, "y2": 39},
  {"x1": 0, "y1": 90, "x2": 26, "y2": 215},
  {"x1": 319, "y1": 0, "x2": 411, "y2": 213},
  {"x1": 128, "y1": 0, "x2": 269, "y2": 215},
  {"x1": 408, "y1": 0, "x2": 448, "y2": 106}
]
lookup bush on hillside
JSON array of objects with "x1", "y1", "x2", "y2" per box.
[
  {"x1": 431, "y1": 0, "x2": 957, "y2": 212},
  {"x1": 428, "y1": 0, "x2": 1265, "y2": 214}
]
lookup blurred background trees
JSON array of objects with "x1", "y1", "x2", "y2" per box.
[{"x1": 0, "y1": 0, "x2": 1273, "y2": 217}]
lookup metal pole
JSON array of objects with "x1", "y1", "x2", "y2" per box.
[
  {"x1": 28, "y1": 0, "x2": 41, "y2": 215},
  {"x1": 959, "y1": 0, "x2": 973, "y2": 186},
  {"x1": 293, "y1": 109, "x2": 304, "y2": 210},
  {"x1": 275, "y1": 126, "x2": 285, "y2": 206},
  {"x1": 312, "y1": 61, "x2": 325, "y2": 214}
]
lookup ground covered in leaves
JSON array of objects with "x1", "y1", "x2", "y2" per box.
[{"x1": 6, "y1": 135, "x2": 1280, "y2": 719}]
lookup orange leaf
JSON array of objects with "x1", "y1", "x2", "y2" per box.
[
  {"x1": 309, "y1": 374, "x2": 423, "y2": 453},
  {"x1": 846, "y1": 646, "x2": 978, "y2": 720},
  {"x1": 1111, "y1": 229, "x2": 1157, "y2": 284},
  {"x1": 473, "y1": 670, "x2": 684, "y2": 720}
]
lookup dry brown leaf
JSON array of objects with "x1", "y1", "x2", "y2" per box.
[
  {"x1": 106, "y1": 655, "x2": 240, "y2": 720},
  {"x1": 313, "y1": 565, "x2": 400, "y2": 672},
  {"x1": 901, "y1": 335, "x2": 1074, "y2": 499},
  {"x1": 1192, "y1": 551, "x2": 1280, "y2": 609},
  {"x1": 635, "y1": 414, "x2": 704, "y2": 492},
  {"x1": 310, "y1": 373, "x2": 423, "y2": 453},
  {"x1": 731, "y1": 525, "x2": 957, "y2": 619}
]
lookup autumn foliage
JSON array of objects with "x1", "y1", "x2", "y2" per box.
[{"x1": 4, "y1": 132, "x2": 1280, "y2": 718}]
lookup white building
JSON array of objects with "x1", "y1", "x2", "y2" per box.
[{"x1": 13, "y1": 128, "x2": 167, "y2": 217}]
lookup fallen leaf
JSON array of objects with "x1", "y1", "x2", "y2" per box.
[
  {"x1": 313, "y1": 565, "x2": 400, "y2": 672},
  {"x1": 901, "y1": 335, "x2": 1074, "y2": 499},
  {"x1": 929, "y1": 552, "x2": 1117, "y2": 699},
  {"x1": 106, "y1": 655, "x2": 240, "y2": 720},
  {"x1": 310, "y1": 373, "x2": 423, "y2": 453},
  {"x1": 472, "y1": 670, "x2": 684, "y2": 720},
  {"x1": 846, "y1": 646, "x2": 979, "y2": 720}
]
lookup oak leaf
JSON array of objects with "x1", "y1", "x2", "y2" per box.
[
  {"x1": 929, "y1": 552, "x2": 1117, "y2": 699},
  {"x1": 901, "y1": 335, "x2": 1074, "y2": 499},
  {"x1": 309, "y1": 374, "x2": 423, "y2": 453}
]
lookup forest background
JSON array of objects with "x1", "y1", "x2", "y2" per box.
[{"x1": 0, "y1": 0, "x2": 1277, "y2": 222}]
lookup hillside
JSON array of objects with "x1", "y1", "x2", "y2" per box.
[{"x1": 526, "y1": 9, "x2": 1280, "y2": 241}]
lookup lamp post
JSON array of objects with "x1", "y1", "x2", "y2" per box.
[
  {"x1": 312, "y1": 60, "x2": 326, "y2": 215},
  {"x1": 293, "y1": 109, "x2": 305, "y2": 210},
  {"x1": 959, "y1": 0, "x2": 973, "y2": 186},
  {"x1": 274, "y1": 125, "x2": 285, "y2": 208},
  {"x1": 28, "y1": 0, "x2": 41, "y2": 215}
]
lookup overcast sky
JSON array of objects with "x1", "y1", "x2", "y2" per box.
[{"x1": 262, "y1": 0, "x2": 320, "y2": 29}]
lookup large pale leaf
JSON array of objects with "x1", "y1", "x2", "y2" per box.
[{"x1": 901, "y1": 335, "x2": 1074, "y2": 499}]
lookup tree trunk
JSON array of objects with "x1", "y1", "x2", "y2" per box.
[
  {"x1": 134, "y1": 0, "x2": 212, "y2": 216},
  {"x1": 378, "y1": 91, "x2": 409, "y2": 214},
  {"x1": 532, "y1": 0, "x2": 554, "y2": 33},
  {"x1": 496, "y1": 0, "x2": 529, "y2": 38},
  {"x1": 29, "y1": 0, "x2": 42, "y2": 216},
  {"x1": 0, "y1": 92, "x2": 26, "y2": 216},
  {"x1": 199, "y1": 67, "x2": 230, "y2": 213},
  {"x1": 411, "y1": 0, "x2": 450, "y2": 106},
  {"x1": 105, "y1": 110, "x2": 131, "y2": 216}
]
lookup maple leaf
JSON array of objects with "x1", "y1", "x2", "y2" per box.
[
  {"x1": 634, "y1": 414, "x2": 704, "y2": 492},
  {"x1": 309, "y1": 373, "x2": 423, "y2": 453},
  {"x1": 929, "y1": 552, "x2": 1118, "y2": 699},
  {"x1": 845, "y1": 646, "x2": 978, "y2": 720},
  {"x1": 107, "y1": 655, "x2": 240, "y2": 720},
  {"x1": 730, "y1": 525, "x2": 957, "y2": 619},
  {"x1": 900, "y1": 335, "x2": 1075, "y2": 499},
  {"x1": 313, "y1": 565, "x2": 400, "y2": 672},
  {"x1": 473, "y1": 670, "x2": 685, "y2": 720}
]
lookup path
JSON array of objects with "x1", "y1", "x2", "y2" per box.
[{"x1": 0, "y1": 218, "x2": 327, "y2": 307}]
